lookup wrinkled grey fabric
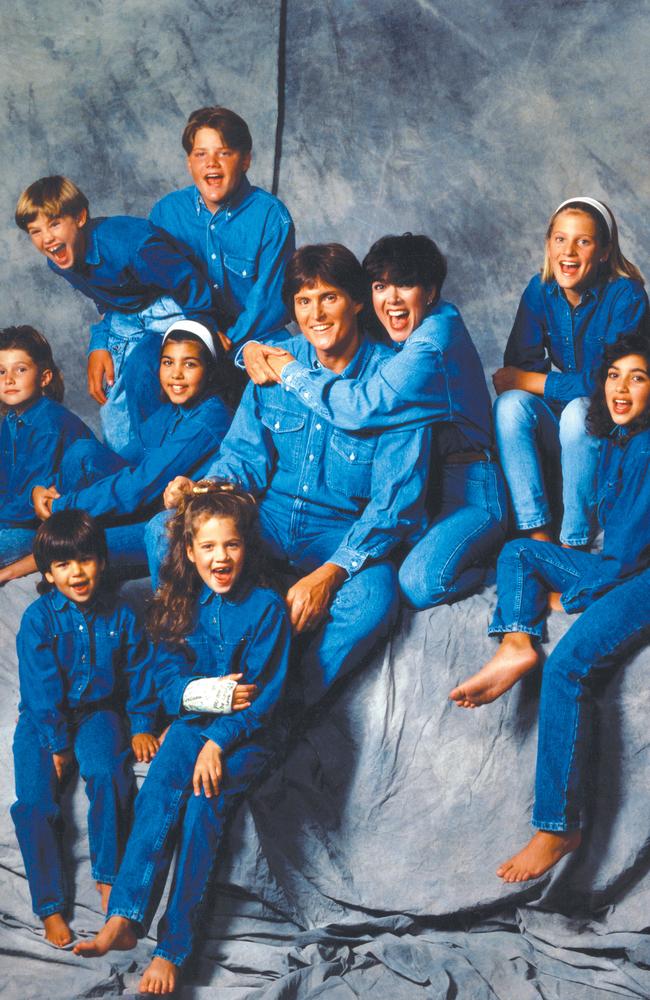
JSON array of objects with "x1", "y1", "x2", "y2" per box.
[{"x1": 1, "y1": 574, "x2": 649, "y2": 999}]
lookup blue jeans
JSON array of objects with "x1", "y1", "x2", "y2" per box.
[
  {"x1": 534, "y1": 567, "x2": 650, "y2": 830},
  {"x1": 145, "y1": 502, "x2": 398, "y2": 706},
  {"x1": 11, "y1": 709, "x2": 134, "y2": 916},
  {"x1": 399, "y1": 459, "x2": 508, "y2": 608},
  {"x1": 59, "y1": 439, "x2": 149, "y2": 577},
  {"x1": 494, "y1": 391, "x2": 601, "y2": 546},
  {"x1": 0, "y1": 527, "x2": 37, "y2": 567},
  {"x1": 92, "y1": 296, "x2": 184, "y2": 455},
  {"x1": 489, "y1": 538, "x2": 600, "y2": 639},
  {"x1": 107, "y1": 719, "x2": 273, "y2": 966}
]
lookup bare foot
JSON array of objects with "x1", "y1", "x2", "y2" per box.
[
  {"x1": 139, "y1": 956, "x2": 180, "y2": 994},
  {"x1": 548, "y1": 591, "x2": 564, "y2": 611},
  {"x1": 43, "y1": 912, "x2": 73, "y2": 947},
  {"x1": 497, "y1": 829, "x2": 582, "y2": 882},
  {"x1": 449, "y1": 634, "x2": 539, "y2": 708},
  {"x1": 96, "y1": 881, "x2": 112, "y2": 913},
  {"x1": 529, "y1": 529, "x2": 553, "y2": 543},
  {"x1": 73, "y1": 914, "x2": 138, "y2": 956}
]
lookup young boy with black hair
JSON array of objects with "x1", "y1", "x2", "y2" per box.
[
  {"x1": 150, "y1": 105, "x2": 295, "y2": 354},
  {"x1": 10, "y1": 510, "x2": 159, "y2": 947},
  {"x1": 15, "y1": 176, "x2": 224, "y2": 454}
]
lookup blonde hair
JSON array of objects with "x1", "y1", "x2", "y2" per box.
[
  {"x1": 15, "y1": 176, "x2": 89, "y2": 231},
  {"x1": 541, "y1": 200, "x2": 644, "y2": 286}
]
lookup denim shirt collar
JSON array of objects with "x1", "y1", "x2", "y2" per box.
[
  {"x1": 548, "y1": 276, "x2": 605, "y2": 305},
  {"x1": 193, "y1": 175, "x2": 252, "y2": 218},
  {"x1": 5, "y1": 395, "x2": 48, "y2": 427},
  {"x1": 198, "y1": 576, "x2": 255, "y2": 607},
  {"x1": 49, "y1": 584, "x2": 113, "y2": 615},
  {"x1": 298, "y1": 334, "x2": 374, "y2": 380}
]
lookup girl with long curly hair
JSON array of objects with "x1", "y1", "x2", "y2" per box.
[{"x1": 75, "y1": 481, "x2": 291, "y2": 996}]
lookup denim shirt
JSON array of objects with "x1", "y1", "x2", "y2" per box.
[
  {"x1": 154, "y1": 581, "x2": 290, "y2": 753},
  {"x1": 17, "y1": 588, "x2": 158, "y2": 752},
  {"x1": 0, "y1": 397, "x2": 94, "y2": 527},
  {"x1": 505, "y1": 274, "x2": 648, "y2": 406},
  {"x1": 207, "y1": 337, "x2": 431, "y2": 576},
  {"x1": 280, "y1": 299, "x2": 494, "y2": 456},
  {"x1": 47, "y1": 216, "x2": 217, "y2": 343},
  {"x1": 150, "y1": 177, "x2": 295, "y2": 349},
  {"x1": 51, "y1": 394, "x2": 232, "y2": 520},
  {"x1": 563, "y1": 426, "x2": 650, "y2": 611}
]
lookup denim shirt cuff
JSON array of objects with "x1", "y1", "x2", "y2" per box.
[
  {"x1": 233, "y1": 342, "x2": 252, "y2": 370},
  {"x1": 129, "y1": 714, "x2": 157, "y2": 735},
  {"x1": 329, "y1": 546, "x2": 368, "y2": 577},
  {"x1": 88, "y1": 322, "x2": 110, "y2": 354},
  {"x1": 281, "y1": 360, "x2": 307, "y2": 386},
  {"x1": 542, "y1": 371, "x2": 562, "y2": 404},
  {"x1": 44, "y1": 730, "x2": 71, "y2": 754}
]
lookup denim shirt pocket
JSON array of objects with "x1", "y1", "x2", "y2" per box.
[
  {"x1": 224, "y1": 253, "x2": 257, "y2": 284},
  {"x1": 260, "y1": 408, "x2": 305, "y2": 471},
  {"x1": 183, "y1": 634, "x2": 212, "y2": 675},
  {"x1": 326, "y1": 432, "x2": 376, "y2": 499}
]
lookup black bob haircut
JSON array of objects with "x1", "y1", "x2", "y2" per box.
[
  {"x1": 33, "y1": 510, "x2": 107, "y2": 592},
  {"x1": 363, "y1": 233, "x2": 448, "y2": 298}
]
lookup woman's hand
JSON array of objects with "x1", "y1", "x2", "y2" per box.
[
  {"x1": 242, "y1": 342, "x2": 294, "y2": 385},
  {"x1": 192, "y1": 739, "x2": 224, "y2": 798}
]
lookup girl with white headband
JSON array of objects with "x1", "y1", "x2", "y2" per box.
[
  {"x1": 27, "y1": 321, "x2": 232, "y2": 577},
  {"x1": 492, "y1": 197, "x2": 647, "y2": 550}
]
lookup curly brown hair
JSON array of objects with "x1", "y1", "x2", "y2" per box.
[
  {"x1": 147, "y1": 480, "x2": 265, "y2": 645},
  {"x1": 586, "y1": 330, "x2": 650, "y2": 438}
]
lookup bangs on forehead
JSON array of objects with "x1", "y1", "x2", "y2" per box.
[{"x1": 372, "y1": 263, "x2": 423, "y2": 287}]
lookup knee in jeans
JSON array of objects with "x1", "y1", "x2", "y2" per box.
[
  {"x1": 398, "y1": 556, "x2": 440, "y2": 609},
  {"x1": 559, "y1": 397, "x2": 589, "y2": 446},
  {"x1": 494, "y1": 390, "x2": 536, "y2": 431}
]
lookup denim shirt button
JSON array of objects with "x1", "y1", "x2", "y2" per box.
[
  {"x1": 309, "y1": 454, "x2": 314, "y2": 461},
  {"x1": 302, "y1": 484, "x2": 308, "y2": 492},
  {"x1": 315, "y1": 423, "x2": 322, "y2": 431},
  {"x1": 242, "y1": 270, "x2": 247, "y2": 277},
  {"x1": 274, "y1": 421, "x2": 280, "y2": 429},
  {"x1": 210, "y1": 224, "x2": 215, "y2": 231},
  {"x1": 349, "y1": 453, "x2": 356, "y2": 461}
]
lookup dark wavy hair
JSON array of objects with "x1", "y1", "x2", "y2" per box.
[
  {"x1": 282, "y1": 243, "x2": 368, "y2": 319},
  {"x1": 586, "y1": 330, "x2": 650, "y2": 437},
  {"x1": 363, "y1": 233, "x2": 448, "y2": 300},
  {"x1": 33, "y1": 510, "x2": 108, "y2": 595},
  {"x1": 0, "y1": 326, "x2": 64, "y2": 408},
  {"x1": 147, "y1": 481, "x2": 265, "y2": 645}
]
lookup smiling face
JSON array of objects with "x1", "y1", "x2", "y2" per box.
[
  {"x1": 0, "y1": 348, "x2": 51, "y2": 412},
  {"x1": 604, "y1": 353, "x2": 650, "y2": 426},
  {"x1": 547, "y1": 209, "x2": 609, "y2": 307},
  {"x1": 159, "y1": 339, "x2": 208, "y2": 407},
  {"x1": 187, "y1": 127, "x2": 251, "y2": 212},
  {"x1": 187, "y1": 515, "x2": 246, "y2": 595},
  {"x1": 371, "y1": 279, "x2": 434, "y2": 342},
  {"x1": 293, "y1": 280, "x2": 363, "y2": 371},
  {"x1": 26, "y1": 209, "x2": 88, "y2": 270},
  {"x1": 45, "y1": 555, "x2": 104, "y2": 605}
]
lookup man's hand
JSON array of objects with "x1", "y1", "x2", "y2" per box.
[
  {"x1": 192, "y1": 739, "x2": 223, "y2": 798},
  {"x1": 87, "y1": 350, "x2": 115, "y2": 405},
  {"x1": 131, "y1": 732, "x2": 160, "y2": 763},
  {"x1": 52, "y1": 749, "x2": 74, "y2": 782},
  {"x1": 285, "y1": 562, "x2": 348, "y2": 634},
  {"x1": 242, "y1": 342, "x2": 294, "y2": 385},
  {"x1": 492, "y1": 367, "x2": 547, "y2": 397},
  {"x1": 163, "y1": 476, "x2": 195, "y2": 510},
  {"x1": 32, "y1": 484, "x2": 60, "y2": 520}
]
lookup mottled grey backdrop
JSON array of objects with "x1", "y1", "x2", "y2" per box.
[{"x1": 2, "y1": 0, "x2": 649, "y2": 428}]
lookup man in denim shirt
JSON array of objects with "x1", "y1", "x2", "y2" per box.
[
  {"x1": 150, "y1": 106, "x2": 295, "y2": 353},
  {"x1": 149, "y1": 245, "x2": 430, "y2": 703}
]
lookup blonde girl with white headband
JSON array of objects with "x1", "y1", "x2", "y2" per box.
[
  {"x1": 493, "y1": 197, "x2": 647, "y2": 549},
  {"x1": 27, "y1": 321, "x2": 232, "y2": 577}
]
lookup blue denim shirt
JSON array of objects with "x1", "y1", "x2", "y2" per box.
[
  {"x1": 47, "y1": 216, "x2": 217, "y2": 349},
  {"x1": 207, "y1": 337, "x2": 431, "y2": 576},
  {"x1": 51, "y1": 394, "x2": 232, "y2": 520},
  {"x1": 154, "y1": 581, "x2": 290, "y2": 753},
  {"x1": 17, "y1": 588, "x2": 158, "y2": 752},
  {"x1": 505, "y1": 274, "x2": 648, "y2": 406},
  {"x1": 150, "y1": 177, "x2": 295, "y2": 349},
  {"x1": 563, "y1": 426, "x2": 650, "y2": 611},
  {"x1": 0, "y1": 397, "x2": 95, "y2": 527},
  {"x1": 279, "y1": 299, "x2": 494, "y2": 456}
]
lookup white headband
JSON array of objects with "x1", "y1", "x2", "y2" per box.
[
  {"x1": 162, "y1": 320, "x2": 217, "y2": 358},
  {"x1": 554, "y1": 197, "x2": 614, "y2": 239}
]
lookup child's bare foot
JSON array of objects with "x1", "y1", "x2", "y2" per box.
[
  {"x1": 497, "y1": 829, "x2": 582, "y2": 882},
  {"x1": 529, "y1": 529, "x2": 553, "y2": 543},
  {"x1": 139, "y1": 956, "x2": 180, "y2": 994},
  {"x1": 449, "y1": 634, "x2": 539, "y2": 708},
  {"x1": 548, "y1": 591, "x2": 564, "y2": 611},
  {"x1": 96, "y1": 881, "x2": 112, "y2": 913},
  {"x1": 73, "y1": 915, "x2": 137, "y2": 956},
  {"x1": 43, "y1": 912, "x2": 73, "y2": 947}
]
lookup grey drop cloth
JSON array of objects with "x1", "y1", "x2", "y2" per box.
[{"x1": 1, "y1": 575, "x2": 649, "y2": 999}]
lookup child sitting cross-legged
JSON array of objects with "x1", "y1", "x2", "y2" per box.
[{"x1": 10, "y1": 511, "x2": 160, "y2": 947}]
